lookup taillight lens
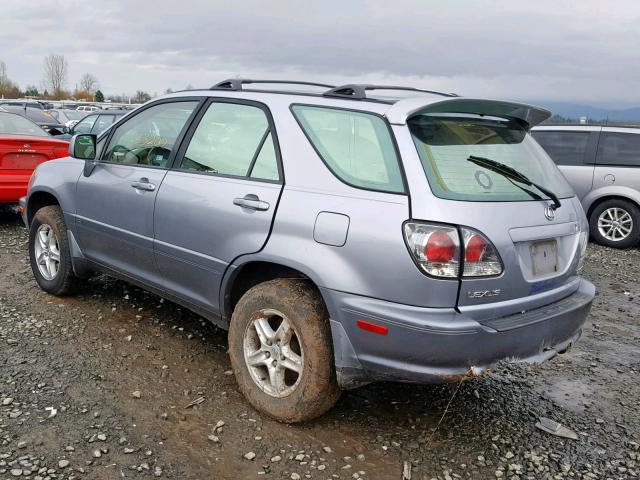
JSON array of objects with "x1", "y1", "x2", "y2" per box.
[
  {"x1": 404, "y1": 223, "x2": 503, "y2": 278},
  {"x1": 404, "y1": 223, "x2": 460, "y2": 278},
  {"x1": 577, "y1": 231, "x2": 588, "y2": 271},
  {"x1": 461, "y1": 227, "x2": 503, "y2": 277}
]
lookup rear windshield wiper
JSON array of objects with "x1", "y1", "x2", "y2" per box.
[{"x1": 467, "y1": 155, "x2": 561, "y2": 209}]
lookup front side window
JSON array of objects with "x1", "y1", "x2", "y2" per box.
[
  {"x1": 179, "y1": 102, "x2": 279, "y2": 181},
  {"x1": 103, "y1": 101, "x2": 198, "y2": 167},
  {"x1": 92, "y1": 115, "x2": 115, "y2": 134},
  {"x1": 596, "y1": 132, "x2": 640, "y2": 166},
  {"x1": 73, "y1": 115, "x2": 97, "y2": 134},
  {"x1": 409, "y1": 114, "x2": 574, "y2": 202},
  {"x1": 292, "y1": 105, "x2": 404, "y2": 193},
  {"x1": 531, "y1": 130, "x2": 590, "y2": 166}
]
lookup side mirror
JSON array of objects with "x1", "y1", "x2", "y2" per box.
[
  {"x1": 69, "y1": 134, "x2": 98, "y2": 177},
  {"x1": 69, "y1": 134, "x2": 97, "y2": 160}
]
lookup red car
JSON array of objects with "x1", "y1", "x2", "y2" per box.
[{"x1": 0, "y1": 111, "x2": 69, "y2": 205}]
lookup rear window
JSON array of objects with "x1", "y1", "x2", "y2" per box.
[
  {"x1": 0, "y1": 112, "x2": 48, "y2": 137},
  {"x1": 596, "y1": 132, "x2": 640, "y2": 166},
  {"x1": 291, "y1": 105, "x2": 404, "y2": 193},
  {"x1": 409, "y1": 114, "x2": 574, "y2": 202},
  {"x1": 531, "y1": 130, "x2": 590, "y2": 166}
]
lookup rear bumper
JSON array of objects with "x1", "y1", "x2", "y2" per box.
[
  {"x1": 322, "y1": 279, "x2": 594, "y2": 388},
  {"x1": 0, "y1": 172, "x2": 30, "y2": 204}
]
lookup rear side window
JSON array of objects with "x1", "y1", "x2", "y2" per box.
[
  {"x1": 596, "y1": 132, "x2": 640, "y2": 166},
  {"x1": 532, "y1": 131, "x2": 590, "y2": 166},
  {"x1": 179, "y1": 102, "x2": 279, "y2": 181},
  {"x1": 291, "y1": 105, "x2": 404, "y2": 193}
]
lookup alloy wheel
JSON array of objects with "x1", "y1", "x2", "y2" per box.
[
  {"x1": 597, "y1": 207, "x2": 633, "y2": 242},
  {"x1": 34, "y1": 224, "x2": 61, "y2": 280},
  {"x1": 243, "y1": 308, "x2": 304, "y2": 398}
]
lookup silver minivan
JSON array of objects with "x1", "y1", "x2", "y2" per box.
[
  {"x1": 21, "y1": 80, "x2": 594, "y2": 422},
  {"x1": 532, "y1": 125, "x2": 640, "y2": 248}
]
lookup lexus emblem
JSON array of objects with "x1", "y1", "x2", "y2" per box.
[{"x1": 544, "y1": 205, "x2": 556, "y2": 221}]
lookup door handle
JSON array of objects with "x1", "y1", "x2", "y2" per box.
[
  {"x1": 131, "y1": 179, "x2": 156, "y2": 191},
  {"x1": 233, "y1": 194, "x2": 270, "y2": 211}
]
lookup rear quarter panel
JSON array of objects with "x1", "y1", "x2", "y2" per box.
[{"x1": 226, "y1": 99, "x2": 460, "y2": 309}]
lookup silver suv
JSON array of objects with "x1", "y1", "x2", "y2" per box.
[
  {"x1": 21, "y1": 80, "x2": 595, "y2": 422},
  {"x1": 532, "y1": 125, "x2": 640, "y2": 248}
]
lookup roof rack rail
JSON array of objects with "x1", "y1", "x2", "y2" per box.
[
  {"x1": 323, "y1": 84, "x2": 458, "y2": 100},
  {"x1": 211, "y1": 79, "x2": 336, "y2": 91}
]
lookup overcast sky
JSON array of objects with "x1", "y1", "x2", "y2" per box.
[{"x1": 1, "y1": 1, "x2": 639, "y2": 106}]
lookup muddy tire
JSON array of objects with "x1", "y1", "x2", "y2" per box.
[
  {"x1": 228, "y1": 279, "x2": 340, "y2": 423},
  {"x1": 28, "y1": 205, "x2": 78, "y2": 295},
  {"x1": 589, "y1": 199, "x2": 640, "y2": 249}
]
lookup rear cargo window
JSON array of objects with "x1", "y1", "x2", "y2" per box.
[
  {"x1": 408, "y1": 114, "x2": 574, "y2": 202},
  {"x1": 292, "y1": 105, "x2": 404, "y2": 193},
  {"x1": 0, "y1": 112, "x2": 48, "y2": 137}
]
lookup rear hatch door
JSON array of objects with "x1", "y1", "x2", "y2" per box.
[{"x1": 400, "y1": 106, "x2": 586, "y2": 319}]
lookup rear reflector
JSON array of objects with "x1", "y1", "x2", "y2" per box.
[{"x1": 356, "y1": 319, "x2": 388, "y2": 335}]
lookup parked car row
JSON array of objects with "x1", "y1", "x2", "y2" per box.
[{"x1": 18, "y1": 80, "x2": 595, "y2": 422}]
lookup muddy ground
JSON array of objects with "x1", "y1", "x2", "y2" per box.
[{"x1": 0, "y1": 210, "x2": 638, "y2": 480}]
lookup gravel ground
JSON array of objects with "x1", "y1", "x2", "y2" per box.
[{"x1": 0, "y1": 210, "x2": 638, "y2": 480}]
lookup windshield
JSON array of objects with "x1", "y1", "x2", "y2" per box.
[
  {"x1": 0, "y1": 112, "x2": 49, "y2": 137},
  {"x1": 408, "y1": 114, "x2": 574, "y2": 202}
]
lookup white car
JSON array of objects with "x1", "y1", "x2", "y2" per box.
[{"x1": 76, "y1": 105, "x2": 100, "y2": 112}]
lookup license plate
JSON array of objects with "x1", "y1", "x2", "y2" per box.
[{"x1": 530, "y1": 240, "x2": 558, "y2": 277}]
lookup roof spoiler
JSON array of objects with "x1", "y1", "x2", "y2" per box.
[{"x1": 385, "y1": 97, "x2": 551, "y2": 128}]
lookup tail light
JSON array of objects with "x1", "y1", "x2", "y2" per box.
[
  {"x1": 404, "y1": 222, "x2": 503, "y2": 278},
  {"x1": 460, "y1": 227, "x2": 503, "y2": 277},
  {"x1": 577, "y1": 231, "x2": 588, "y2": 271},
  {"x1": 404, "y1": 223, "x2": 460, "y2": 278}
]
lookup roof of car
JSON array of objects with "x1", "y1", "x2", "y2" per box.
[
  {"x1": 533, "y1": 124, "x2": 640, "y2": 130},
  {"x1": 158, "y1": 79, "x2": 551, "y2": 127},
  {"x1": 84, "y1": 110, "x2": 130, "y2": 116}
]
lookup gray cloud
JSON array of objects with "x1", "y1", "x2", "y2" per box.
[{"x1": 1, "y1": 0, "x2": 639, "y2": 105}]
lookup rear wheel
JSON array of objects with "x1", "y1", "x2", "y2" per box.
[
  {"x1": 228, "y1": 279, "x2": 340, "y2": 423},
  {"x1": 28, "y1": 205, "x2": 78, "y2": 295},
  {"x1": 589, "y1": 199, "x2": 640, "y2": 249}
]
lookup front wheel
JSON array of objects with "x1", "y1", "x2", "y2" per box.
[
  {"x1": 228, "y1": 279, "x2": 340, "y2": 423},
  {"x1": 28, "y1": 205, "x2": 79, "y2": 295},
  {"x1": 589, "y1": 199, "x2": 640, "y2": 249}
]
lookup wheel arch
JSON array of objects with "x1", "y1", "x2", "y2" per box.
[
  {"x1": 586, "y1": 193, "x2": 640, "y2": 220},
  {"x1": 27, "y1": 188, "x2": 61, "y2": 226},
  {"x1": 220, "y1": 259, "x2": 328, "y2": 325}
]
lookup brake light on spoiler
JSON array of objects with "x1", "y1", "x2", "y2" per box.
[{"x1": 403, "y1": 222, "x2": 503, "y2": 278}]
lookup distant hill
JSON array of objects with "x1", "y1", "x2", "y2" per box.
[{"x1": 525, "y1": 101, "x2": 640, "y2": 122}]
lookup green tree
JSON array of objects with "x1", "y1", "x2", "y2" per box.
[
  {"x1": 24, "y1": 85, "x2": 40, "y2": 97},
  {"x1": 94, "y1": 89, "x2": 105, "y2": 102}
]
